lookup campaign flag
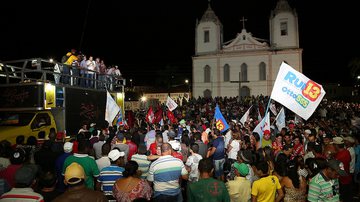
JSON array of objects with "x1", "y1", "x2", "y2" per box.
[
  {"x1": 146, "y1": 106, "x2": 154, "y2": 124},
  {"x1": 105, "y1": 91, "x2": 120, "y2": 124},
  {"x1": 270, "y1": 62, "x2": 326, "y2": 120},
  {"x1": 116, "y1": 108, "x2": 124, "y2": 126},
  {"x1": 253, "y1": 112, "x2": 270, "y2": 143},
  {"x1": 275, "y1": 107, "x2": 285, "y2": 130},
  {"x1": 154, "y1": 105, "x2": 163, "y2": 124},
  {"x1": 167, "y1": 109, "x2": 177, "y2": 124},
  {"x1": 240, "y1": 105, "x2": 252, "y2": 125},
  {"x1": 214, "y1": 105, "x2": 229, "y2": 133},
  {"x1": 270, "y1": 103, "x2": 278, "y2": 116},
  {"x1": 294, "y1": 114, "x2": 303, "y2": 125},
  {"x1": 166, "y1": 96, "x2": 178, "y2": 111}
]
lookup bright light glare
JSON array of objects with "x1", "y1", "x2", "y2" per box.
[
  {"x1": 185, "y1": 79, "x2": 189, "y2": 84},
  {"x1": 141, "y1": 96, "x2": 147, "y2": 102}
]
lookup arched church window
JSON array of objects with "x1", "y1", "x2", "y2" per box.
[
  {"x1": 240, "y1": 63, "x2": 247, "y2": 81},
  {"x1": 204, "y1": 30, "x2": 210, "y2": 43},
  {"x1": 259, "y1": 62, "x2": 266, "y2": 80},
  {"x1": 204, "y1": 65, "x2": 211, "y2": 83},
  {"x1": 223, "y1": 64, "x2": 230, "y2": 82}
]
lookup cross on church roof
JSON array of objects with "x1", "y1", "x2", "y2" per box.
[{"x1": 240, "y1": 16, "x2": 247, "y2": 30}]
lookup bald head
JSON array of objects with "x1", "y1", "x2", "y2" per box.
[{"x1": 161, "y1": 143, "x2": 172, "y2": 155}]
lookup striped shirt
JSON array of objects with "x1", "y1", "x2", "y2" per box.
[
  {"x1": 308, "y1": 171, "x2": 340, "y2": 202},
  {"x1": 97, "y1": 165, "x2": 124, "y2": 195},
  {"x1": 0, "y1": 188, "x2": 44, "y2": 202},
  {"x1": 147, "y1": 155, "x2": 188, "y2": 197},
  {"x1": 131, "y1": 154, "x2": 151, "y2": 179}
]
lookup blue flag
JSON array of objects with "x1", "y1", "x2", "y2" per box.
[{"x1": 214, "y1": 105, "x2": 229, "y2": 133}]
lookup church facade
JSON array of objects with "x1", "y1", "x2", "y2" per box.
[{"x1": 192, "y1": 0, "x2": 302, "y2": 98}]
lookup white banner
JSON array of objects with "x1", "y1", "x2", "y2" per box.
[
  {"x1": 240, "y1": 105, "x2": 252, "y2": 125},
  {"x1": 253, "y1": 112, "x2": 270, "y2": 143},
  {"x1": 275, "y1": 107, "x2": 285, "y2": 130},
  {"x1": 270, "y1": 62, "x2": 326, "y2": 120},
  {"x1": 166, "y1": 96, "x2": 178, "y2": 111},
  {"x1": 105, "y1": 91, "x2": 120, "y2": 124}
]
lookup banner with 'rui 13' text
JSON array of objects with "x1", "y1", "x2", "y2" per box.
[{"x1": 270, "y1": 62, "x2": 326, "y2": 120}]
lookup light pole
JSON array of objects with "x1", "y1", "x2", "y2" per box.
[{"x1": 185, "y1": 79, "x2": 190, "y2": 97}]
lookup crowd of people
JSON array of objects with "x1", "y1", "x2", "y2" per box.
[{"x1": 0, "y1": 96, "x2": 360, "y2": 202}]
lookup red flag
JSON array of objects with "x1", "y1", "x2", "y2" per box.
[
  {"x1": 146, "y1": 106, "x2": 154, "y2": 124},
  {"x1": 154, "y1": 106, "x2": 163, "y2": 124},
  {"x1": 258, "y1": 101, "x2": 265, "y2": 118},
  {"x1": 167, "y1": 109, "x2": 177, "y2": 124}
]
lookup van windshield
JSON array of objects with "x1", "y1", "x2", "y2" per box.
[{"x1": 0, "y1": 112, "x2": 35, "y2": 126}]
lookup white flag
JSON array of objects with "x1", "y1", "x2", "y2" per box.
[
  {"x1": 105, "y1": 91, "x2": 120, "y2": 124},
  {"x1": 270, "y1": 103, "x2": 278, "y2": 116},
  {"x1": 166, "y1": 96, "x2": 178, "y2": 111},
  {"x1": 240, "y1": 105, "x2": 252, "y2": 125},
  {"x1": 253, "y1": 112, "x2": 270, "y2": 143},
  {"x1": 275, "y1": 107, "x2": 286, "y2": 130},
  {"x1": 270, "y1": 62, "x2": 326, "y2": 120}
]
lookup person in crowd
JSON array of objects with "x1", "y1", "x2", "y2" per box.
[
  {"x1": 0, "y1": 140, "x2": 12, "y2": 171},
  {"x1": 125, "y1": 133, "x2": 137, "y2": 161},
  {"x1": 0, "y1": 164, "x2": 43, "y2": 201},
  {"x1": 113, "y1": 160, "x2": 152, "y2": 201},
  {"x1": 185, "y1": 143, "x2": 203, "y2": 183},
  {"x1": 112, "y1": 132, "x2": 129, "y2": 162},
  {"x1": 333, "y1": 136, "x2": 352, "y2": 202},
  {"x1": 93, "y1": 134, "x2": 106, "y2": 159},
  {"x1": 280, "y1": 160, "x2": 307, "y2": 202},
  {"x1": 62, "y1": 140, "x2": 99, "y2": 190},
  {"x1": 272, "y1": 133, "x2": 283, "y2": 156},
  {"x1": 35, "y1": 170, "x2": 62, "y2": 201},
  {"x1": 225, "y1": 162, "x2": 251, "y2": 202},
  {"x1": 187, "y1": 158, "x2": 230, "y2": 202},
  {"x1": 0, "y1": 148, "x2": 26, "y2": 187},
  {"x1": 193, "y1": 132, "x2": 207, "y2": 159},
  {"x1": 251, "y1": 161, "x2": 284, "y2": 202},
  {"x1": 131, "y1": 144, "x2": 151, "y2": 179},
  {"x1": 207, "y1": 128, "x2": 225, "y2": 180},
  {"x1": 147, "y1": 143, "x2": 188, "y2": 201},
  {"x1": 97, "y1": 149, "x2": 125, "y2": 199},
  {"x1": 308, "y1": 159, "x2": 346, "y2": 201},
  {"x1": 53, "y1": 162, "x2": 107, "y2": 202},
  {"x1": 261, "y1": 130, "x2": 272, "y2": 148},
  {"x1": 149, "y1": 134, "x2": 163, "y2": 155},
  {"x1": 96, "y1": 143, "x2": 111, "y2": 172},
  {"x1": 55, "y1": 142, "x2": 73, "y2": 193}
]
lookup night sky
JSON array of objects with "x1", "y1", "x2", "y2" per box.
[{"x1": 1, "y1": 0, "x2": 359, "y2": 86}]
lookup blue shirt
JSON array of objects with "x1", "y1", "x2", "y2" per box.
[
  {"x1": 212, "y1": 136, "x2": 225, "y2": 160},
  {"x1": 97, "y1": 165, "x2": 124, "y2": 195}
]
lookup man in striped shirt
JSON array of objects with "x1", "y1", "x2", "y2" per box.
[
  {"x1": 96, "y1": 149, "x2": 125, "y2": 197},
  {"x1": 131, "y1": 144, "x2": 151, "y2": 179},
  {"x1": 147, "y1": 143, "x2": 188, "y2": 201},
  {"x1": 308, "y1": 159, "x2": 347, "y2": 202}
]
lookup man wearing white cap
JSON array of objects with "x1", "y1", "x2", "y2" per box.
[
  {"x1": 96, "y1": 148, "x2": 125, "y2": 199},
  {"x1": 55, "y1": 142, "x2": 73, "y2": 192}
]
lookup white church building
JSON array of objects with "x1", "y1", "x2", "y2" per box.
[{"x1": 192, "y1": 0, "x2": 303, "y2": 98}]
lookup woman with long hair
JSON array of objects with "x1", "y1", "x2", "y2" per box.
[
  {"x1": 113, "y1": 160, "x2": 152, "y2": 202},
  {"x1": 280, "y1": 159, "x2": 307, "y2": 202}
]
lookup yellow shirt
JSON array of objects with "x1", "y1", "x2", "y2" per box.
[
  {"x1": 251, "y1": 175, "x2": 281, "y2": 202},
  {"x1": 226, "y1": 176, "x2": 251, "y2": 202}
]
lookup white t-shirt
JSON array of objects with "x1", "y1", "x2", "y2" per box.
[
  {"x1": 185, "y1": 153, "x2": 203, "y2": 182},
  {"x1": 227, "y1": 140, "x2": 240, "y2": 160}
]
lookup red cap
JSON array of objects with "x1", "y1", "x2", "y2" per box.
[
  {"x1": 264, "y1": 130, "x2": 271, "y2": 135},
  {"x1": 56, "y1": 132, "x2": 64, "y2": 140}
]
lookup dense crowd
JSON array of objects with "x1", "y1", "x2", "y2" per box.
[{"x1": 0, "y1": 96, "x2": 360, "y2": 202}]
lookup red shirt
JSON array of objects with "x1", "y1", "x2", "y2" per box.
[
  {"x1": 0, "y1": 164, "x2": 22, "y2": 187},
  {"x1": 126, "y1": 141, "x2": 138, "y2": 161},
  {"x1": 172, "y1": 151, "x2": 183, "y2": 161},
  {"x1": 149, "y1": 142, "x2": 157, "y2": 155},
  {"x1": 336, "y1": 148, "x2": 352, "y2": 184}
]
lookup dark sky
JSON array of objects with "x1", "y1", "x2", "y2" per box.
[{"x1": 1, "y1": 0, "x2": 359, "y2": 86}]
